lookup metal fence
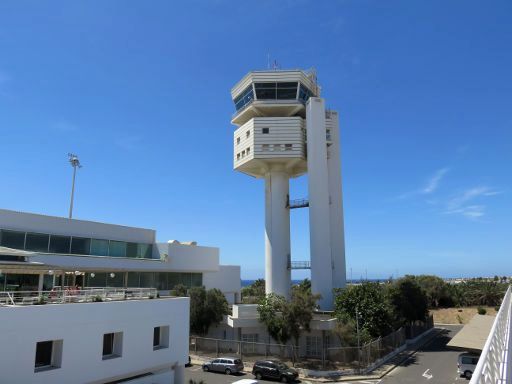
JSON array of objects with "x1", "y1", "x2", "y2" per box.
[
  {"x1": 470, "y1": 285, "x2": 511, "y2": 384},
  {"x1": 0, "y1": 287, "x2": 158, "y2": 306},
  {"x1": 191, "y1": 317, "x2": 433, "y2": 371}
]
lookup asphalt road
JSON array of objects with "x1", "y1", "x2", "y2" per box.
[
  {"x1": 380, "y1": 325, "x2": 465, "y2": 384},
  {"x1": 186, "y1": 325, "x2": 465, "y2": 384}
]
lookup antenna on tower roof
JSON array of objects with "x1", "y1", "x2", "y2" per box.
[
  {"x1": 272, "y1": 59, "x2": 280, "y2": 71},
  {"x1": 267, "y1": 52, "x2": 270, "y2": 69}
]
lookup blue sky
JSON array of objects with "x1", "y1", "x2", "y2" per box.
[{"x1": 0, "y1": 1, "x2": 510, "y2": 279}]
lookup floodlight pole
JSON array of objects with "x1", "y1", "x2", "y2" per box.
[{"x1": 68, "y1": 153, "x2": 82, "y2": 219}]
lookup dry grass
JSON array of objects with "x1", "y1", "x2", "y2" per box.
[{"x1": 430, "y1": 306, "x2": 498, "y2": 324}]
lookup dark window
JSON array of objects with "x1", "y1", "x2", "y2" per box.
[
  {"x1": 25, "y1": 233, "x2": 49, "y2": 252},
  {"x1": 153, "y1": 327, "x2": 161, "y2": 347},
  {"x1": 109, "y1": 241, "x2": 126, "y2": 257},
  {"x1": 0, "y1": 230, "x2": 25, "y2": 249},
  {"x1": 298, "y1": 83, "x2": 313, "y2": 103},
  {"x1": 126, "y1": 242, "x2": 138, "y2": 258},
  {"x1": 262, "y1": 128, "x2": 269, "y2": 134},
  {"x1": 276, "y1": 82, "x2": 298, "y2": 99},
  {"x1": 49, "y1": 235, "x2": 71, "y2": 253},
  {"x1": 103, "y1": 333, "x2": 114, "y2": 356},
  {"x1": 35, "y1": 341, "x2": 53, "y2": 368},
  {"x1": 234, "y1": 85, "x2": 254, "y2": 111},
  {"x1": 70, "y1": 237, "x2": 90, "y2": 255},
  {"x1": 255, "y1": 83, "x2": 276, "y2": 99}
]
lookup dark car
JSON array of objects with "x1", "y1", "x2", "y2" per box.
[
  {"x1": 252, "y1": 360, "x2": 298, "y2": 382},
  {"x1": 202, "y1": 357, "x2": 244, "y2": 375}
]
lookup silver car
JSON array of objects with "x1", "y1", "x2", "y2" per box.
[{"x1": 202, "y1": 357, "x2": 244, "y2": 375}]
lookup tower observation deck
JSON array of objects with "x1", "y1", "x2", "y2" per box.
[{"x1": 230, "y1": 69, "x2": 346, "y2": 310}]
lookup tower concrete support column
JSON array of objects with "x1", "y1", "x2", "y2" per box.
[
  {"x1": 306, "y1": 97, "x2": 334, "y2": 310},
  {"x1": 327, "y1": 111, "x2": 347, "y2": 289},
  {"x1": 264, "y1": 166, "x2": 291, "y2": 299}
]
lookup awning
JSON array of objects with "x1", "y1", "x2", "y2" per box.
[{"x1": 447, "y1": 314, "x2": 495, "y2": 352}]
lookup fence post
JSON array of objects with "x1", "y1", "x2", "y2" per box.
[{"x1": 216, "y1": 339, "x2": 219, "y2": 357}]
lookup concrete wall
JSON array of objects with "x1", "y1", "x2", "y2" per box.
[
  {"x1": 203, "y1": 265, "x2": 241, "y2": 304},
  {"x1": 0, "y1": 209, "x2": 155, "y2": 244},
  {"x1": 0, "y1": 298, "x2": 189, "y2": 384},
  {"x1": 157, "y1": 243, "x2": 219, "y2": 273}
]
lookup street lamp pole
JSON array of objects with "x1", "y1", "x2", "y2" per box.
[{"x1": 68, "y1": 153, "x2": 82, "y2": 219}]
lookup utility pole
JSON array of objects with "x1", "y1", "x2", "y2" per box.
[
  {"x1": 356, "y1": 308, "x2": 361, "y2": 373},
  {"x1": 68, "y1": 153, "x2": 82, "y2": 219}
]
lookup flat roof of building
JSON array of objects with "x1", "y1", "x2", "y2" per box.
[{"x1": 447, "y1": 314, "x2": 495, "y2": 352}]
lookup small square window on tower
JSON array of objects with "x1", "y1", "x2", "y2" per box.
[
  {"x1": 262, "y1": 128, "x2": 269, "y2": 134},
  {"x1": 236, "y1": 137, "x2": 240, "y2": 145},
  {"x1": 246, "y1": 147, "x2": 250, "y2": 155},
  {"x1": 237, "y1": 153, "x2": 240, "y2": 160},
  {"x1": 102, "y1": 332, "x2": 123, "y2": 360},
  {"x1": 246, "y1": 130, "x2": 250, "y2": 138}
]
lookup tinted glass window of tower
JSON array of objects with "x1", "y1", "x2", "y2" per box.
[
  {"x1": 254, "y1": 82, "x2": 298, "y2": 100},
  {"x1": 234, "y1": 85, "x2": 254, "y2": 111}
]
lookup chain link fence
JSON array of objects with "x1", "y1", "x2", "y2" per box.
[{"x1": 190, "y1": 315, "x2": 433, "y2": 372}]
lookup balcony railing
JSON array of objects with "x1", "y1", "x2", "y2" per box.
[
  {"x1": 288, "y1": 261, "x2": 311, "y2": 270},
  {"x1": 0, "y1": 287, "x2": 158, "y2": 306},
  {"x1": 470, "y1": 285, "x2": 512, "y2": 383}
]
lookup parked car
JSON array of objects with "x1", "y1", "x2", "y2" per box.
[
  {"x1": 232, "y1": 380, "x2": 258, "y2": 384},
  {"x1": 458, "y1": 353, "x2": 479, "y2": 379},
  {"x1": 202, "y1": 357, "x2": 244, "y2": 375},
  {"x1": 252, "y1": 360, "x2": 298, "y2": 382}
]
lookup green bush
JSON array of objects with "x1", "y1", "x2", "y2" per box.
[
  {"x1": 477, "y1": 307, "x2": 487, "y2": 315},
  {"x1": 92, "y1": 295, "x2": 103, "y2": 302}
]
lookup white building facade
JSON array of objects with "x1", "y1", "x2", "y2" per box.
[
  {"x1": 1, "y1": 295, "x2": 189, "y2": 384},
  {"x1": 0, "y1": 208, "x2": 241, "y2": 304},
  {"x1": 231, "y1": 70, "x2": 346, "y2": 309}
]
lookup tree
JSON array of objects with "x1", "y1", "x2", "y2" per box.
[
  {"x1": 334, "y1": 282, "x2": 393, "y2": 338},
  {"x1": 257, "y1": 294, "x2": 291, "y2": 346},
  {"x1": 292, "y1": 278, "x2": 312, "y2": 294},
  {"x1": 387, "y1": 276, "x2": 428, "y2": 325},
  {"x1": 171, "y1": 284, "x2": 188, "y2": 297},
  {"x1": 414, "y1": 275, "x2": 451, "y2": 308},
  {"x1": 189, "y1": 287, "x2": 229, "y2": 335},
  {"x1": 241, "y1": 279, "x2": 266, "y2": 303}
]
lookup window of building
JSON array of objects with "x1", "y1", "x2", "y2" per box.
[
  {"x1": 273, "y1": 144, "x2": 282, "y2": 151},
  {"x1": 70, "y1": 237, "x2": 90, "y2": 255},
  {"x1": 242, "y1": 150, "x2": 245, "y2": 158},
  {"x1": 0, "y1": 229, "x2": 25, "y2": 249},
  {"x1": 306, "y1": 336, "x2": 322, "y2": 358},
  {"x1": 254, "y1": 82, "x2": 298, "y2": 100},
  {"x1": 326, "y1": 129, "x2": 332, "y2": 141},
  {"x1": 137, "y1": 244, "x2": 152, "y2": 259},
  {"x1": 298, "y1": 83, "x2": 314, "y2": 103},
  {"x1": 34, "y1": 340, "x2": 63, "y2": 372},
  {"x1": 153, "y1": 326, "x2": 170, "y2": 350},
  {"x1": 246, "y1": 147, "x2": 250, "y2": 155},
  {"x1": 262, "y1": 127, "x2": 269, "y2": 134},
  {"x1": 246, "y1": 131, "x2": 250, "y2": 138},
  {"x1": 25, "y1": 233, "x2": 49, "y2": 252},
  {"x1": 102, "y1": 332, "x2": 123, "y2": 359},
  {"x1": 233, "y1": 85, "x2": 254, "y2": 111},
  {"x1": 236, "y1": 137, "x2": 240, "y2": 145},
  {"x1": 109, "y1": 240, "x2": 126, "y2": 257},
  {"x1": 237, "y1": 153, "x2": 240, "y2": 161},
  {"x1": 126, "y1": 242, "x2": 138, "y2": 258},
  {"x1": 285, "y1": 144, "x2": 293, "y2": 151},
  {"x1": 49, "y1": 235, "x2": 71, "y2": 254},
  {"x1": 91, "y1": 239, "x2": 109, "y2": 256},
  {"x1": 262, "y1": 144, "x2": 269, "y2": 151}
]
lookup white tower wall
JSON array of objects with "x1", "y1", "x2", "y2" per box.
[
  {"x1": 306, "y1": 97, "x2": 334, "y2": 310},
  {"x1": 264, "y1": 167, "x2": 291, "y2": 298},
  {"x1": 326, "y1": 111, "x2": 347, "y2": 289}
]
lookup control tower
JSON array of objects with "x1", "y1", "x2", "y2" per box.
[{"x1": 230, "y1": 70, "x2": 346, "y2": 310}]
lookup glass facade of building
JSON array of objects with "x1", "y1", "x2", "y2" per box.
[
  {"x1": 233, "y1": 81, "x2": 315, "y2": 110},
  {"x1": 0, "y1": 229, "x2": 153, "y2": 259}
]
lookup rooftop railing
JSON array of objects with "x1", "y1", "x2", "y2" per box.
[
  {"x1": 470, "y1": 285, "x2": 511, "y2": 383},
  {"x1": 0, "y1": 287, "x2": 158, "y2": 306}
]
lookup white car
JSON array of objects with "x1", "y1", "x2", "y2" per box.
[
  {"x1": 232, "y1": 380, "x2": 258, "y2": 384},
  {"x1": 458, "y1": 353, "x2": 479, "y2": 379}
]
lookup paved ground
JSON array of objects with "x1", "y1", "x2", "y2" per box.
[
  {"x1": 380, "y1": 325, "x2": 465, "y2": 384},
  {"x1": 185, "y1": 364, "x2": 381, "y2": 384}
]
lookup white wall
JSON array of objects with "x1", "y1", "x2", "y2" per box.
[
  {"x1": 203, "y1": 265, "x2": 241, "y2": 304},
  {"x1": 162, "y1": 243, "x2": 219, "y2": 273},
  {"x1": 0, "y1": 298, "x2": 189, "y2": 384},
  {"x1": 0, "y1": 209, "x2": 155, "y2": 244}
]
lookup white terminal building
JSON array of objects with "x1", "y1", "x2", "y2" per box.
[
  {"x1": 0, "y1": 208, "x2": 241, "y2": 384},
  {"x1": 231, "y1": 69, "x2": 346, "y2": 310}
]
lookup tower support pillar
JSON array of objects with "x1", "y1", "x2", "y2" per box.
[{"x1": 264, "y1": 166, "x2": 291, "y2": 299}]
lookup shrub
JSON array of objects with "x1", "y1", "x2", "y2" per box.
[
  {"x1": 92, "y1": 295, "x2": 103, "y2": 302},
  {"x1": 477, "y1": 307, "x2": 487, "y2": 315}
]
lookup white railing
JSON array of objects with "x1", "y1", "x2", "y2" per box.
[
  {"x1": 470, "y1": 285, "x2": 512, "y2": 384},
  {"x1": 0, "y1": 287, "x2": 158, "y2": 306}
]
